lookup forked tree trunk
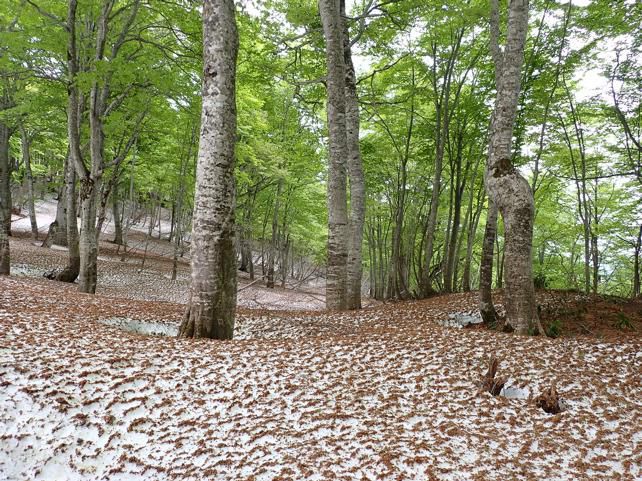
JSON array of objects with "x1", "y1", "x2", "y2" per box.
[
  {"x1": 0, "y1": 122, "x2": 11, "y2": 275},
  {"x1": 178, "y1": 0, "x2": 238, "y2": 339},
  {"x1": 71, "y1": 0, "x2": 141, "y2": 294},
  {"x1": 486, "y1": 0, "x2": 542, "y2": 335},
  {"x1": 420, "y1": 32, "x2": 464, "y2": 297},
  {"x1": 320, "y1": 0, "x2": 349, "y2": 310},
  {"x1": 341, "y1": 0, "x2": 365, "y2": 310}
]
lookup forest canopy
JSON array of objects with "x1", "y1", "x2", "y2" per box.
[{"x1": 1, "y1": 0, "x2": 640, "y2": 300}]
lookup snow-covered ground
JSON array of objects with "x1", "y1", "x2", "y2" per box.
[
  {"x1": 1, "y1": 273, "x2": 640, "y2": 480},
  {"x1": 1, "y1": 201, "x2": 641, "y2": 480},
  {"x1": 9, "y1": 198, "x2": 327, "y2": 310}
]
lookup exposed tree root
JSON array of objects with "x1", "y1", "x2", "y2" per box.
[
  {"x1": 478, "y1": 353, "x2": 507, "y2": 396},
  {"x1": 535, "y1": 382, "x2": 562, "y2": 414}
]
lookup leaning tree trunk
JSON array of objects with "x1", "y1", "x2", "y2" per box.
[
  {"x1": 178, "y1": 0, "x2": 238, "y2": 339},
  {"x1": 0, "y1": 121, "x2": 10, "y2": 275},
  {"x1": 485, "y1": 0, "x2": 542, "y2": 335},
  {"x1": 341, "y1": 0, "x2": 365, "y2": 310},
  {"x1": 320, "y1": 0, "x2": 349, "y2": 310}
]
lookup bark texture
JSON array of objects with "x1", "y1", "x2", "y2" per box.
[
  {"x1": 320, "y1": 0, "x2": 349, "y2": 310},
  {"x1": 20, "y1": 127, "x2": 38, "y2": 239},
  {"x1": 53, "y1": 172, "x2": 68, "y2": 246},
  {"x1": 341, "y1": 0, "x2": 365, "y2": 310},
  {"x1": 485, "y1": 0, "x2": 542, "y2": 335},
  {"x1": 0, "y1": 122, "x2": 10, "y2": 275},
  {"x1": 479, "y1": 197, "x2": 498, "y2": 324},
  {"x1": 60, "y1": 158, "x2": 80, "y2": 282},
  {"x1": 178, "y1": 0, "x2": 238, "y2": 339},
  {"x1": 634, "y1": 225, "x2": 641, "y2": 298}
]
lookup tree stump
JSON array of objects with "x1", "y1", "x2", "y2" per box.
[
  {"x1": 478, "y1": 354, "x2": 507, "y2": 396},
  {"x1": 535, "y1": 382, "x2": 562, "y2": 414}
]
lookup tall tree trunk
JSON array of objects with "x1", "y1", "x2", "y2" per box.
[
  {"x1": 462, "y1": 164, "x2": 484, "y2": 292},
  {"x1": 389, "y1": 162, "x2": 408, "y2": 300},
  {"x1": 320, "y1": 0, "x2": 349, "y2": 310},
  {"x1": 74, "y1": 0, "x2": 141, "y2": 293},
  {"x1": 54, "y1": 158, "x2": 80, "y2": 283},
  {"x1": 420, "y1": 32, "x2": 464, "y2": 297},
  {"x1": 341, "y1": 0, "x2": 365, "y2": 310},
  {"x1": 20, "y1": 127, "x2": 38, "y2": 239},
  {"x1": 496, "y1": 236, "x2": 504, "y2": 289},
  {"x1": 486, "y1": 0, "x2": 542, "y2": 335},
  {"x1": 266, "y1": 183, "x2": 282, "y2": 289},
  {"x1": 178, "y1": 0, "x2": 238, "y2": 339},
  {"x1": 52, "y1": 162, "x2": 68, "y2": 246},
  {"x1": 634, "y1": 225, "x2": 641, "y2": 298},
  {"x1": 0, "y1": 122, "x2": 10, "y2": 275},
  {"x1": 112, "y1": 193, "x2": 123, "y2": 245},
  {"x1": 171, "y1": 132, "x2": 192, "y2": 281},
  {"x1": 479, "y1": 197, "x2": 498, "y2": 323},
  {"x1": 141, "y1": 200, "x2": 157, "y2": 270},
  {"x1": 420, "y1": 108, "x2": 445, "y2": 297},
  {"x1": 78, "y1": 178, "x2": 101, "y2": 293},
  {"x1": 444, "y1": 141, "x2": 467, "y2": 293},
  {"x1": 120, "y1": 156, "x2": 136, "y2": 256},
  {"x1": 239, "y1": 186, "x2": 256, "y2": 280}
]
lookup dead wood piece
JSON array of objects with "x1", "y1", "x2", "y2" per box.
[
  {"x1": 478, "y1": 354, "x2": 507, "y2": 396},
  {"x1": 535, "y1": 382, "x2": 562, "y2": 414}
]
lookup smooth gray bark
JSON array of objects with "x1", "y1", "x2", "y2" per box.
[
  {"x1": 20, "y1": 126, "x2": 38, "y2": 239},
  {"x1": 634, "y1": 225, "x2": 641, "y2": 298},
  {"x1": 70, "y1": 0, "x2": 141, "y2": 293},
  {"x1": 485, "y1": 0, "x2": 542, "y2": 334},
  {"x1": 479, "y1": 197, "x2": 498, "y2": 324},
  {"x1": 53, "y1": 154, "x2": 80, "y2": 283},
  {"x1": 420, "y1": 32, "x2": 464, "y2": 297},
  {"x1": 53, "y1": 171, "x2": 68, "y2": 246},
  {"x1": 178, "y1": 0, "x2": 238, "y2": 339},
  {"x1": 320, "y1": 0, "x2": 349, "y2": 310},
  {"x1": 171, "y1": 127, "x2": 193, "y2": 281},
  {"x1": 0, "y1": 121, "x2": 10, "y2": 275},
  {"x1": 341, "y1": 0, "x2": 365, "y2": 310},
  {"x1": 112, "y1": 195, "x2": 123, "y2": 245}
]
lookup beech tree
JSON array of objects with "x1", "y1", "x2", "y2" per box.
[
  {"x1": 319, "y1": 0, "x2": 350, "y2": 310},
  {"x1": 2, "y1": 0, "x2": 640, "y2": 314},
  {"x1": 178, "y1": 0, "x2": 239, "y2": 339},
  {"x1": 482, "y1": 0, "x2": 543, "y2": 334}
]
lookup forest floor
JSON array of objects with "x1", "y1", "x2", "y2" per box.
[{"x1": 1, "y1": 204, "x2": 642, "y2": 480}]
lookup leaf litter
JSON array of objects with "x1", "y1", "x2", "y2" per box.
[{"x1": 1, "y1": 234, "x2": 641, "y2": 481}]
